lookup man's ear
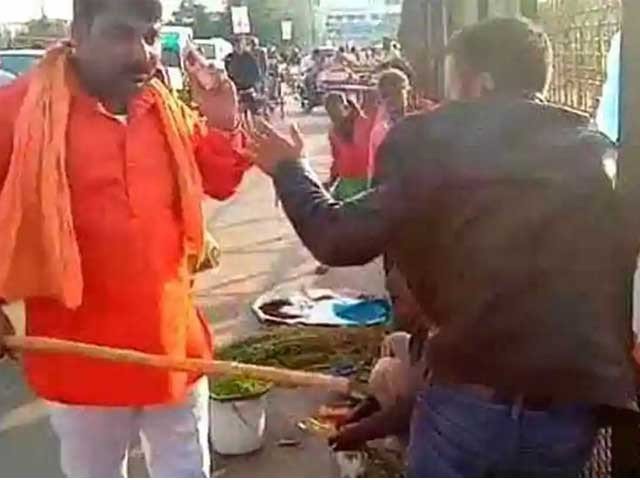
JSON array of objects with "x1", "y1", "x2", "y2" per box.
[{"x1": 478, "y1": 72, "x2": 496, "y2": 95}]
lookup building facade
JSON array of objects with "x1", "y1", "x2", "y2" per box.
[{"x1": 313, "y1": 0, "x2": 403, "y2": 46}]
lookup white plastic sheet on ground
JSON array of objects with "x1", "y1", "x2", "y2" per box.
[{"x1": 252, "y1": 287, "x2": 390, "y2": 328}]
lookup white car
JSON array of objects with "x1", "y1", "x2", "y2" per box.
[
  {"x1": 194, "y1": 38, "x2": 233, "y2": 71},
  {"x1": 0, "y1": 49, "x2": 45, "y2": 76},
  {"x1": 160, "y1": 47, "x2": 185, "y2": 91},
  {"x1": 0, "y1": 69, "x2": 16, "y2": 87},
  {"x1": 160, "y1": 26, "x2": 194, "y2": 92}
]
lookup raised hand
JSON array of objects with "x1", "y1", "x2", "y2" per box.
[
  {"x1": 246, "y1": 119, "x2": 305, "y2": 175},
  {"x1": 184, "y1": 45, "x2": 239, "y2": 131}
]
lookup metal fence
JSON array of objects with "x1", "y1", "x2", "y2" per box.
[{"x1": 539, "y1": 0, "x2": 620, "y2": 114}]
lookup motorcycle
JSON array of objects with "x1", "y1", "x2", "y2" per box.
[{"x1": 299, "y1": 70, "x2": 325, "y2": 113}]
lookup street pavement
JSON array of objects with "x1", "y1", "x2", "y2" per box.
[{"x1": 0, "y1": 106, "x2": 385, "y2": 477}]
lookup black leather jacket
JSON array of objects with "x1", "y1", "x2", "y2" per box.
[{"x1": 273, "y1": 97, "x2": 637, "y2": 408}]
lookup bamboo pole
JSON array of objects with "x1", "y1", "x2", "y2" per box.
[{"x1": 3, "y1": 336, "x2": 352, "y2": 395}]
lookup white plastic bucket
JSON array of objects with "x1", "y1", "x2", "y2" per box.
[{"x1": 210, "y1": 393, "x2": 268, "y2": 455}]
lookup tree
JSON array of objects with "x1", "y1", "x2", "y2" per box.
[
  {"x1": 24, "y1": 16, "x2": 68, "y2": 39},
  {"x1": 229, "y1": 0, "x2": 312, "y2": 48},
  {"x1": 241, "y1": 0, "x2": 285, "y2": 45},
  {"x1": 171, "y1": 0, "x2": 231, "y2": 39},
  {"x1": 0, "y1": 29, "x2": 9, "y2": 49}
]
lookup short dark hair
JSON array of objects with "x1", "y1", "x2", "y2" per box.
[
  {"x1": 379, "y1": 58, "x2": 414, "y2": 83},
  {"x1": 378, "y1": 68, "x2": 409, "y2": 92},
  {"x1": 73, "y1": 0, "x2": 162, "y2": 26},
  {"x1": 324, "y1": 91, "x2": 346, "y2": 111},
  {"x1": 446, "y1": 17, "x2": 552, "y2": 94}
]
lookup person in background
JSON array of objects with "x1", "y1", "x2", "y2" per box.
[
  {"x1": 248, "y1": 36, "x2": 268, "y2": 95},
  {"x1": 289, "y1": 47, "x2": 301, "y2": 66},
  {"x1": 361, "y1": 48, "x2": 371, "y2": 65},
  {"x1": 329, "y1": 261, "x2": 434, "y2": 454},
  {"x1": 0, "y1": 0, "x2": 250, "y2": 477},
  {"x1": 329, "y1": 331, "x2": 429, "y2": 454},
  {"x1": 350, "y1": 46, "x2": 361, "y2": 64},
  {"x1": 333, "y1": 46, "x2": 357, "y2": 71},
  {"x1": 369, "y1": 69, "x2": 411, "y2": 182},
  {"x1": 225, "y1": 36, "x2": 261, "y2": 115},
  {"x1": 225, "y1": 37, "x2": 261, "y2": 93},
  {"x1": 324, "y1": 92, "x2": 373, "y2": 201},
  {"x1": 265, "y1": 46, "x2": 281, "y2": 102},
  {"x1": 302, "y1": 48, "x2": 325, "y2": 108},
  {"x1": 249, "y1": 17, "x2": 636, "y2": 477},
  {"x1": 321, "y1": 72, "x2": 411, "y2": 277},
  {"x1": 314, "y1": 92, "x2": 373, "y2": 276},
  {"x1": 381, "y1": 38, "x2": 402, "y2": 65}
]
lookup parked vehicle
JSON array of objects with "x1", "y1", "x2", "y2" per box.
[
  {"x1": 0, "y1": 69, "x2": 16, "y2": 87},
  {"x1": 299, "y1": 70, "x2": 326, "y2": 113},
  {"x1": 0, "y1": 49, "x2": 45, "y2": 76},
  {"x1": 194, "y1": 38, "x2": 233, "y2": 71},
  {"x1": 300, "y1": 46, "x2": 336, "y2": 72},
  {"x1": 160, "y1": 26, "x2": 194, "y2": 92}
]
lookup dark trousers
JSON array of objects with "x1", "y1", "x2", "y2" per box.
[{"x1": 408, "y1": 384, "x2": 597, "y2": 477}]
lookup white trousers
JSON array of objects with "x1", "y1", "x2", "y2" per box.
[{"x1": 48, "y1": 377, "x2": 210, "y2": 478}]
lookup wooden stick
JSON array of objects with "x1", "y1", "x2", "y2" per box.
[{"x1": 4, "y1": 336, "x2": 351, "y2": 395}]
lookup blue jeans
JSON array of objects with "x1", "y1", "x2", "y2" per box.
[{"x1": 408, "y1": 384, "x2": 597, "y2": 477}]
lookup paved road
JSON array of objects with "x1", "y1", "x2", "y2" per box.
[{"x1": 0, "y1": 107, "x2": 385, "y2": 477}]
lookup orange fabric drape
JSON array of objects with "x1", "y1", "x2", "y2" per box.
[{"x1": 0, "y1": 46, "x2": 204, "y2": 309}]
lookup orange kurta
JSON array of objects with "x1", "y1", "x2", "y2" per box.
[{"x1": 0, "y1": 77, "x2": 250, "y2": 407}]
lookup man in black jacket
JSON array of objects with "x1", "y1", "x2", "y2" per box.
[
  {"x1": 225, "y1": 37, "x2": 261, "y2": 114},
  {"x1": 248, "y1": 18, "x2": 637, "y2": 477}
]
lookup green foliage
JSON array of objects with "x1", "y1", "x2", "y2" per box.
[
  {"x1": 246, "y1": 0, "x2": 287, "y2": 46},
  {"x1": 170, "y1": 0, "x2": 232, "y2": 39},
  {"x1": 229, "y1": 0, "x2": 314, "y2": 48},
  {"x1": 169, "y1": 0, "x2": 313, "y2": 47},
  {"x1": 24, "y1": 17, "x2": 68, "y2": 38}
]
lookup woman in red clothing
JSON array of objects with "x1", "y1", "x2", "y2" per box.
[
  {"x1": 368, "y1": 69, "x2": 411, "y2": 182},
  {"x1": 314, "y1": 93, "x2": 375, "y2": 274},
  {"x1": 324, "y1": 92, "x2": 374, "y2": 201}
]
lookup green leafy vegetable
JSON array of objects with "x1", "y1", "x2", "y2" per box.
[{"x1": 211, "y1": 377, "x2": 272, "y2": 401}]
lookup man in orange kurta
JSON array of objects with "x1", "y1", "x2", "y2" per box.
[{"x1": 0, "y1": 1, "x2": 249, "y2": 477}]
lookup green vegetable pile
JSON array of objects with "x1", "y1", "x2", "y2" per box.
[
  {"x1": 213, "y1": 327, "x2": 401, "y2": 476},
  {"x1": 210, "y1": 377, "x2": 272, "y2": 402},
  {"x1": 216, "y1": 327, "x2": 384, "y2": 379}
]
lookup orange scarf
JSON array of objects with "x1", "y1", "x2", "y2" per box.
[{"x1": 0, "y1": 46, "x2": 204, "y2": 309}]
